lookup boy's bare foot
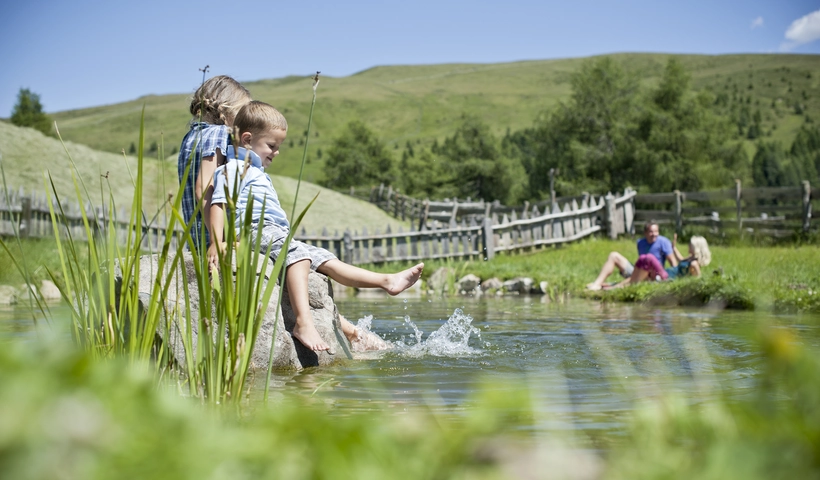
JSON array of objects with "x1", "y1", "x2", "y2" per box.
[
  {"x1": 292, "y1": 322, "x2": 331, "y2": 352},
  {"x1": 585, "y1": 283, "x2": 602, "y2": 291},
  {"x1": 385, "y1": 263, "x2": 424, "y2": 295}
]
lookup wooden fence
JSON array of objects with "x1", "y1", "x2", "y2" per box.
[
  {"x1": 633, "y1": 180, "x2": 817, "y2": 237},
  {"x1": 350, "y1": 184, "x2": 595, "y2": 230},
  {"x1": 297, "y1": 189, "x2": 636, "y2": 264},
  {"x1": 0, "y1": 185, "x2": 674, "y2": 265},
  {"x1": 0, "y1": 188, "x2": 181, "y2": 251}
]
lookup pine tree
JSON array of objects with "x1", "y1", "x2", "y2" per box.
[{"x1": 10, "y1": 88, "x2": 53, "y2": 136}]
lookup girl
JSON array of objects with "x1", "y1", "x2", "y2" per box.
[{"x1": 177, "y1": 75, "x2": 252, "y2": 250}]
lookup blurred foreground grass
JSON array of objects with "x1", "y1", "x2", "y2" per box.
[{"x1": 1, "y1": 324, "x2": 818, "y2": 479}]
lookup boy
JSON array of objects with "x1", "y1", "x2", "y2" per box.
[{"x1": 208, "y1": 101, "x2": 423, "y2": 352}]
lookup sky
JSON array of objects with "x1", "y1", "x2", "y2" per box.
[{"x1": 2, "y1": 0, "x2": 820, "y2": 116}]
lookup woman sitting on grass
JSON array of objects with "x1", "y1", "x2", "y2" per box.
[{"x1": 605, "y1": 235, "x2": 711, "y2": 289}]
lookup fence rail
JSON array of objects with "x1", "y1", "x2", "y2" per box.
[
  {"x1": 0, "y1": 188, "x2": 181, "y2": 252},
  {"x1": 633, "y1": 180, "x2": 816, "y2": 237},
  {"x1": 298, "y1": 189, "x2": 636, "y2": 264}
]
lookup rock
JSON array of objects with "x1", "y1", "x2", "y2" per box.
[
  {"x1": 530, "y1": 281, "x2": 549, "y2": 295},
  {"x1": 0, "y1": 285, "x2": 18, "y2": 305},
  {"x1": 18, "y1": 280, "x2": 62, "y2": 302},
  {"x1": 481, "y1": 277, "x2": 503, "y2": 292},
  {"x1": 39, "y1": 280, "x2": 62, "y2": 301},
  {"x1": 503, "y1": 277, "x2": 534, "y2": 295},
  {"x1": 121, "y1": 252, "x2": 351, "y2": 370},
  {"x1": 457, "y1": 274, "x2": 481, "y2": 295},
  {"x1": 427, "y1": 267, "x2": 454, "y2": 295}
]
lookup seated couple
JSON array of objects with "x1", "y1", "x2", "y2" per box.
[{"x1": 586, "y1": 221, "x2": 711, "y2": 291}]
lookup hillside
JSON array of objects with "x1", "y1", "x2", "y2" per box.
[
  {"x1": 0, "y1": 122, "x2": 407, "y2": 234},
  {"x1": 49, "y1": 53, "x2": 820, "y2": 185},
  {"x1": 0, "y1": 121, "x2": 176, "y2": 214}
]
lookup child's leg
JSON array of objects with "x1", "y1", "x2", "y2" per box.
[
  {"x1": 286, "y1": 259, "x2": 331, "y2": 352},
  {"x1": 317, "y1": 260, "x2": 424, "y2": 296}
]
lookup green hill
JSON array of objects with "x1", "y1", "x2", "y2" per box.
[
  {"x1": 0, "y1": 121, "x2": 407, "y2": 234},
  {"x1": 49, "y1": 53, "x2": 820, "y2": 185}
]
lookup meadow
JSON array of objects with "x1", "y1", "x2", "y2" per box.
[{"x1": 47, "y1": 53, "x2": 820, "y2": 183}]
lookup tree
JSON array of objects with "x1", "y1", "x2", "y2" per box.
[
  {"x1": 507, "y1": 57, "x2": 746, "y2": 196},
  {"x1": 434, "y1": 116, "x2": 526, "y2": 204},
  {"x1": 752, "y1": 142, "x2": 787, "y2": 187},
  {"x1": 322, "y1": 121, "x2": 395, "y2": 189},
  {"x1": 10, "y1": 88, "x2": 52, "y2": 136}
]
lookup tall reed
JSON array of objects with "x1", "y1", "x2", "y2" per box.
[{"x1": 36, "y1": 76, "x2": 317, "y2": 405}]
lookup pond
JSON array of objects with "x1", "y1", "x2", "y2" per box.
[
  {"x1": 261, "y1": 294, "x2": 820, "y2": 449},
  {"x1": 3, "y1": 295, "x2": 819, "y2": 451}
]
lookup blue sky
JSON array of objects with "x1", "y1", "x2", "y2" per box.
[{"x1": 2, "y1": 0, "x2": 819, "y2": 116}]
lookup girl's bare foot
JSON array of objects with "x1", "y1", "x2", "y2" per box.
[
  {"x1": 350, "y1": 330, "x2": 392, "y2": 352},
  {"x1": 292, "y1": 322, "x2": 331, "y2": 352},
  {"x1": 339, "y1": 315, "x2": 360, "y2": 343},
  {"x1": 385, "y1": 263, "x2": 424, "y2": 295},
  {"x1": 338, "y1": 314, "x2": 391, "y2": 352},
  {"x1": 585, "y1": 283, "x2": 602, "y2": 291}
]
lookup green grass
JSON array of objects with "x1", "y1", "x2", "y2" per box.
[{"x1": 46, "y1": 54, "x2": 820, "y2": 185}]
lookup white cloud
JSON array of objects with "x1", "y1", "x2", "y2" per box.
[
  {"x1": 781, "y1": 9, "x2": 820, "y2": 51},
  {"x1": 750, "y1": 16, "x2": 763, "y2": 29}
]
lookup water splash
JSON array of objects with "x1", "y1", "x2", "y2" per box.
[
  {"x1": 394, "y1": 308, "x2": 483, "y2": 358},
  {"x1": 352, "y1": 308, "x2": 483, "y2": 358}
]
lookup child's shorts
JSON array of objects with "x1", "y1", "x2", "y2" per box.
[{"x1": 251, "y1": 223, "x2": 336, "y2": 271}]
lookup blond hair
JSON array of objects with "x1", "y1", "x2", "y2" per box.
[
  {"x1": 690, "y1": 236, "x2": 711, "y2": 267},
  {"x1": 234, "y1": 101, "x2": 288, "y2": 136},
  {"x1": 189, "y1": 75, "x2": 252, "y2": 125}
]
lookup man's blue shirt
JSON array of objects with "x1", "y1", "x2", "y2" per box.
[{"x1": 637, "y1": 236, "x2": 673, "y2": 266}]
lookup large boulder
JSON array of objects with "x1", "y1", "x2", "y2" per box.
[{"x1": 127, "y1": 252, "x2": 352, "y2": 370}]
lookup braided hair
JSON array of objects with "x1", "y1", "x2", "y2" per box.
[{"x1": 189, "y1": 75, "x2": 251, "y2": 125}]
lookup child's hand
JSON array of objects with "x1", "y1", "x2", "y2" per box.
[{"x1": 207, "y1": 242, "x2": 226, "y2": 270}]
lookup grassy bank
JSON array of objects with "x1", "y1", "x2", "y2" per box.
[{"x1": 413, "y1": 236, "x2": 820, "y2": 312}]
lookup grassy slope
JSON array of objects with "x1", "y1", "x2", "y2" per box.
[
  {"x1": 50, "y1": 53, "x2": 820, "y2": 185},
  {"x1": 0, "y1": 121, "x2": 176, "y2": 214},
  {"x1": 0, "y1": 121, "x2": 407, "y2": 239}
]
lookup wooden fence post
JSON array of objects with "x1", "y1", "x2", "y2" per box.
[
  {"x1": 674, "y1": 190, "x2": 682, "y2": 236},
  {"x1": 604, "y1": 193, "x2": 616, "y2": 239},
  {"x1": 803, "y1": 180, "x2": 812, "y2": 233},
  {"x1": 19, "y1": 196, "x2": 31, "y2": 238},
  {"x1": 735, "y1": 179, "x2": 742, "y2": 234},
  {"x1": 419, "y1": 199, "x2": 430, "y2": 231},
  {"x1": 482, "y1": 217, "x2": 494, "y2": 260},
  {"x1": 343, "y1": 229, "x2": 353, "y2": 264},
  {"x1": 549, "y1": 168, "x2": 556, "y2": 207}
]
